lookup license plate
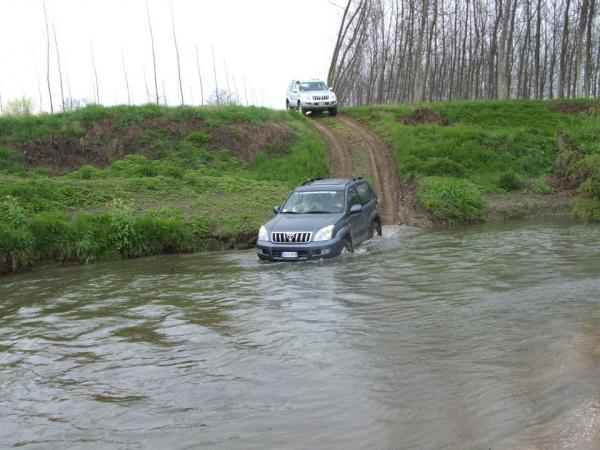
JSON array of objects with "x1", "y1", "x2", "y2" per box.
[{"x1": 281, "y1": 251, "x2": 298, "y2": 258}]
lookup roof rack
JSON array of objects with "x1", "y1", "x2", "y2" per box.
[
  {"x1": 349, "y1": 176, "x2": 363, "y2": 183},
  {"x1": 299, "y1": 177, "x2": 323, "y2": 186}
]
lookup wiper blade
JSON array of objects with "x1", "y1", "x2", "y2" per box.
[{"x1": 306, "y1": 211, "x2": 332, "y2": 214}]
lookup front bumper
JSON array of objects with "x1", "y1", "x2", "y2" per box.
[
  {"x1": 256, "y1": 234, "x2": 344, "y2": 261},
  {"x1": 300, "y1": 100, "x2": 337, "y2": 111}
]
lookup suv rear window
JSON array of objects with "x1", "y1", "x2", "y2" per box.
[{"x1": 356, "y1": 182, "x2": 373, "y2": 205}]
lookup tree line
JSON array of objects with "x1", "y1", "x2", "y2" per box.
[
  {"x1": 0, "y1": 1, "x2": 257, "y2": 116},
  {"x1": 328, "y1": 0, "x2": 600, "y2": 106}
]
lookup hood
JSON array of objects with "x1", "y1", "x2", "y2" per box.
[
  {"x1": 266, "y1": 213, "x2": 342, "y2": 234},
  {"x1": 300, "y1": 90, "x2": 334, "y2": 98}
]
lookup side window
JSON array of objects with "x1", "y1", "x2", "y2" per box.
[
  {"x1": 356, "y1": 182, "x2": 373, "y2": 205},
  {"x1": 293, "y1": 82, "x2": 299, "y2": 93},
  {"x1": 347, "y1": 187, "x2": 361, "y2": 209}
]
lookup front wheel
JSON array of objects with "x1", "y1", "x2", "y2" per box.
[
  {"x1": 286, "y1": 100, "x2": 290, "y2": 110},
  {"x1": 342, "y1": 236, "x2": 353, "y2": 254},
  {"x1": 329, "y1": 106, "x2": 338, "y2": 116},
  {"x1": 369, "y1": 220, "x2": 382, "y2": 238},
  {"x1": 298, "y1": 102, "x2": 305, "y2": 115}
]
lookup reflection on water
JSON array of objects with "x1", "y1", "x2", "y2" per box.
[{"x1": 1, "y1": 220, "x2": 600, "y2": 449}]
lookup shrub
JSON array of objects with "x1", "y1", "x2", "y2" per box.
[
  {"x1": 416, "y1": 177, "x2": 485, "y2": 224},
  {"x1": 109, "y1": 199, "x2": 139, "y2": 255},
  {"x1": 498, "y1": 172, "x2": 523, "y2": 191},
  {"x1": 530, "y1": 179, "x2": 552, "y2": 195},
  {"x1": 0, "y1": 195, "x2": 28, "y2": 227},
  {"x1": 29, "y1": 212, "x2": 71, "y2": 258},
  {"x1": 571, "y1": 197, "x2": 600, "y2": 222},
  {"x1": 420, "y1": 157, "x2": 466, "y2": 177},
  {"x1": 75, "y1": 164, "x2": 99, "y2": 180}
]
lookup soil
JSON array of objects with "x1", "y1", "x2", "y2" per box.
[
  {"x1": 15, "y1": 116, "x2": 202, "y2": 173},
  {"x1": 12, "y1": 117, "x2": 293, "y2": 173},
  {"x1": 398, "y1": 108, "x2": 451, "y2": 126},
  {"x1": 313, "y1": 115, "x2": 428, "y2": 225},
  {"x1": 486, "y1": 190, "x2": 575, "y2": 221},
  {"x1": 208, "y1": 121, "x2": 293, "y2": 166},
  {"x1": 550, "y1": 102, "x2": 600, "y2": 115},
  {"x1": 311, "y1": 120, "x2": 353, "y2": 178}
]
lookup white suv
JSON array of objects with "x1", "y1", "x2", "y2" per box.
[{"x1": 286, "y1": 79, "x2": 338, "y2": 116}]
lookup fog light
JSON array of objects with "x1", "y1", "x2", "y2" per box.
[{"x1": 321, "y1": 248, "x2": 331, "y2": 255}]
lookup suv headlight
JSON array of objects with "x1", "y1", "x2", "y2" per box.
[
  {"x1": 258, "y1": 225, "x2": 268, "y2": 242},
  {"x1": 313, "y1": 225, "x2": 334, "y2": 242}
]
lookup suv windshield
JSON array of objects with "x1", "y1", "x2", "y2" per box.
[
  {"x1": 281, "y1": 191, "x2": 344, "y2": 214},
  {"x1": 299, "y1": 81, "x2": 328, "y2": 92}
]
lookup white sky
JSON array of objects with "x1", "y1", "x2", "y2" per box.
[{"x1": 0, "y1": 0, "x2": 343, "y2": 111}]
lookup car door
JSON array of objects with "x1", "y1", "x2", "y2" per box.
[
  {"x1": 347, "y1": 186, "x2": 368, "y2": 244},
  {"x1": 290, "y1": 82, "x2": 300, "y2": 106},
  {"x1": 356, "y1": 181, "x2": 376, "y2": 232}
]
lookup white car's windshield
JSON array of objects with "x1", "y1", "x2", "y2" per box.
[
  {"x1": 282, "y1": 191, "x2": 344, "y2": 214},
  {"x1": 299, "y1": 81, "x2": 328, "y2": 92}
]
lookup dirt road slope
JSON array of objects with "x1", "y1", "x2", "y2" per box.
[{"x1": 313, "y1": 115, "x2": 430, "y2": 226}]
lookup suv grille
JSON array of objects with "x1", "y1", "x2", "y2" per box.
[
  {"x1": 271, "y1": 232, "x2": 312, "y2": 243},
  {"x1": 313, "y1": 95, "x2": 329, "y2": 100}
]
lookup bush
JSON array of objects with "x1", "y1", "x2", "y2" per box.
[
  {"x1": 29, "y1": 212, "x2": 71, "y2": 258},
  {"x1": 109, "y1": 199, "x2": 139, "y2": 255},
  {"x1": 498, "y1": 172, "x2": 523, "y2": 191},
  {"x1": 0, "y1": 195, "x2": 28, "y2": 227},
  {"x1": 416, "y1": 177, "x2": 485, "y2": 224},
  {"x1": 571, "y1": 197, "x2": 600, "y2": 222},
  {"x1": 530, "y1": 179, "x2": 552, "y2": 195},
  {"x1": 421, "y1": 157, "x2": 466, "y2": 177}
]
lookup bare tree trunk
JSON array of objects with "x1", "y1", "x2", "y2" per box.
[
  {"x1": 43, "y1": 1, "x2": 54, "y2": 113},
  {"x1": 170, "y1": 1, "x2": 184, "y2": 105},
  {"x1": 534, "y1": 0, "x2": 543, "y2": 98},
  {"x1": 52, "y1": 24, "x2": 65, "y2": 111},
  {"x1": 195, "y1": 45, "x2": 204, "y2": 105},
  {"x1": 90, "y1": 42, "x2": 100, "y2": 104},
  {"x1": 575, "y1": 0, "x2": 590, "y2": 97},
  {"x1": 583, "y1": 0, "x2": 596, "y2": 97},
  {"x1": 35, "y1": 65, "x2": 44, "y2": 113},
  {"x1": 121, "y1": 51, "x2": 131, "y2": 105},
  {"x1": 559, "y1": 0, "x2": 572, "y2": 97},
  {"x1": 243, "y1": 76, "x2": 248, "y2": 106},
  {"x1": 143, "y1": 66, "x2": 151, "y2": 103},
  {"x1": 146, "y1": 0, "x2": 159, "y2": 104},
  {"x1": 211, "y1": 45, "x2": 219, "y2": 104}
]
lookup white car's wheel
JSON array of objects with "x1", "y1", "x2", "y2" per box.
[{"x1": 297, "y1": 101, "x2": 304, "y2": 115}]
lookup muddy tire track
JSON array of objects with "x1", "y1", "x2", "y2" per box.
[
  {"x1": 311, "y1": 119, "x2": 353, "y2": 178},
  {"x1": 337, "y1": 116, "x2": 402, "y2": 225}
]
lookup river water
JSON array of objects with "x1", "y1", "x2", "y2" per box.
[{"x1": 1, "y1": 220, "x2": 599, "y2": 449}]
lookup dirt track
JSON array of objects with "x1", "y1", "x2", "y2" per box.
[
  {"x1": 311, "y1": 119, "x2": 353, "y2": 178},
  {"x1": 313, "y1": 115, "x2": 423, "y2": 225}
]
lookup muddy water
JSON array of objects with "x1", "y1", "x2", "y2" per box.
[{"x1": 1, "y1": 220, "x2": 600, "y2": 449}]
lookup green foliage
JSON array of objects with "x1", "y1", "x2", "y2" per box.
[
  {"x1": 109, "y1": 199, "x2": 138, "y2": 255},
  {"x1": 571, "y1": 197, "x2": 600, "y2": 223},
  {"x1": 530, "y1": 179, "x2": 552, "y2": 195},
  {"x1": 0, "y1": 195, "x2": 27, "y2": 227},
  {"x1": 416, "y1": 177, "x2": 485, "y2": 224},
  {"x1": 345, "y1": 99, "x2": 600, "y2": 192},
  {"x1": 498, "y1": 172, "x2": 523, "y2": 191},
  {"x1": 420, "y1": 157, "x2": 467, "y2": 177}
]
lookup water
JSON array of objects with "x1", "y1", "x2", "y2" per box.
[{"x1": 1, "y1": 220, "x2": 600, "y2": 449}]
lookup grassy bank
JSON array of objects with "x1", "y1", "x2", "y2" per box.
[
  {"x1": 345, "y1": 99, "x2": 600, "y2": 224},
  {"x1": 0, "y1": 104, "x2": 328, "y2": 274}
]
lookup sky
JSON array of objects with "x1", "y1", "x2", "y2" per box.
[{"x1": 0, "y1": 0, "x2": 344, "y2": 111}]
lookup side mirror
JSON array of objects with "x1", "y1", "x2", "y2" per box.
[
  {"x1": 350, "y1": 204, "x2": 363, "y2": 214},
  {"x1": 273, "y1": 205, "x2": 280, "y2": 214},
  {"x1": 328, "y1": 87, "x2": 334, "y2": 91}
]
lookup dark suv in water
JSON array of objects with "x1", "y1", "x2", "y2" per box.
[{"x1": 256, "y1": 177, "x2": 382, "y2": 261}]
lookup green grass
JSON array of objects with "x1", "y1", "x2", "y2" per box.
[
  {"x1": 345, "y1": 99, "x2": 600, "y2": 222},
  {"x1": 0, "y1": 104, "x2": 328, "y2": 274}
]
